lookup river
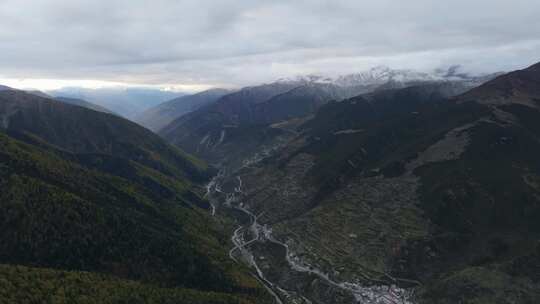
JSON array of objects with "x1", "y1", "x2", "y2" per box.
[{"x1": 206, "y1": 171, "x2": 415, "y2": 304}]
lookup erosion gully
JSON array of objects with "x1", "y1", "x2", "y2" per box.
[{"x1": 205, "y1": 168, "x2": 415, "y2": 304}]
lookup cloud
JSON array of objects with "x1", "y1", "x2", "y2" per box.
[{"x1": 0, "y1": 0, "x2": 539, "y2": 89}]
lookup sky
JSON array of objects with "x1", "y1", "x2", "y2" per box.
[{"x1": 0, "y1": 0, "x2": 539, "y2": 91}]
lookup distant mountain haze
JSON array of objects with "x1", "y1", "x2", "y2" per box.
[
  {"x1": 135, "y1": 88, "x2": 230, "y2": 131},
  {"x1": 0, "y1": 85, "x2": 115, "y2": 114},
  {"x1": 54, "y1": 96, "x2": 114, "y2": 114},
  {"x1": 48, "y1": 87, "x2": 185, "y2": 119},
  {"x1": 25, "y1": 90, "x2": 52, "y2": 98}
]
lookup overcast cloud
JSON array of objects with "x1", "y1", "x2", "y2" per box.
[{"x1": 0, "y1": 0, "x2": 539, "y2": 90}]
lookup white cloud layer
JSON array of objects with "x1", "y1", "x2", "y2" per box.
[{"x1": 0, "y1": 0, "x2": 539, "y2": 90}]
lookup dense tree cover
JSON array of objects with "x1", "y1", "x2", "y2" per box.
[
  {"x1": 0, "y1": 264, "x2": 260, "y2": 304},
  {"x1": 0, "y1": 90, "x2": 210, "y2": 182},
  {"x1": 0, "y1": 132, "x2": 268, "y2": 297},
  {"x1": 0, "y1": 91, "x2": 270, "y2": 302}
]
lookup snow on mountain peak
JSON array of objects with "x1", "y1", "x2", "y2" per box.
[
  {"x1": 333, "y1": 66, "x2": 441, "y2": 87},
  {"x1": 275, "y1": 74, "x2": 334, "y2": 85},
  {"x1": 272, "y1": 66, "x2": 501, "y2": 89}
]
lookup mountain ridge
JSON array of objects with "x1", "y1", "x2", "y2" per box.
[
  {"x1": 135, "y1": 88, "x2": 230, "y2": 132},
  {"x1": 54, "y1": 96, "x2": 114, "y2": 114},
  {"x1": 160, "y1": 68, "x2": 498, "y2": 169}
]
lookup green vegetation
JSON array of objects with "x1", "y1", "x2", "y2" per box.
[
  {"x1": 0, "y1": 90, "x2": 210, "y2": 181},
  {"x1": 411, "y1": 105, "x2": 540, "y2": 301},
  {"x1": 299, "y1": 87, "x2": 488, "y2": 197},
  {"x1": 0, "y1": 131, "x2": 261, "y2": 293},
  {"x1": 275, "y1": 180, "x2": 429, "y2": 283},
  {"x1": 418, "y1": 266, "x2": 540, "y2": 304},
  {"x1": 0, "y1": 90, "x2": 270, "y2": 302},
  {"x1": 246, "y1": 68, "x2": 540, "y2": 303},
  {"x1": 0, "y1": 264, "x2": 260, "y2": 304}
]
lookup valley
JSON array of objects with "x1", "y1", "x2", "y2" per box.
[
  {"x1": 169, "y1": 63, "x2": 540, "y2": 304},
  {"x1": 2, "y1": 2, "x2": 540, "y2": 303},
  {"x1": 206, "y1": 171, "x2": 414, "y2": 304},
  {"x1": 2, "y1": 63, "x2": 540, "y2": 303}
]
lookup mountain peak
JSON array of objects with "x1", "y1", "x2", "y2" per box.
[
  {"x1": 527, "y1": 61, "x2": 540, "y2": 71},
  {"x1": 334, "y1": 67, "x2": 438, "y2": 87},
  {"x1": 275, "y1": 74, "x2": 333, "y2": 85},
  {"x1": 272, "y1": 65, "x2": 502, "y2": 90}
]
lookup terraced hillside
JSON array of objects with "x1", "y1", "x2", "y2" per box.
[{"x1": 221, "y1": 63, "x2": 540, "y2": 303}]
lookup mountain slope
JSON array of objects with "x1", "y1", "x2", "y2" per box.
[
  {"x1": 159, "y1": 81, "x2": 383, "y2": 168},
  {"x1": 458, "y1": 63, "x2": 540, "y2": 107},
  {"x1": 160, "y1": 82, "x2": 303, "y2": 167},
  {"x1": 0, "y1": 90, "x2": 208, "y2": 181},
  {"x1": 251, "y1": 83, "x2": 345, "y2": 125},
  {"x1": 48, "y1": 87, "x2": 184, "y2": 119},
  {"x1": 223, "y1": 62, "x2": 540, "y2": 303},
  {"x1": 0, "y1": 86, "x2": 112, "y2": 113},
  {"x1": 0, "y1": 264, "x2": 259, "y2": 304},
  {"x1": 55, "y1": 96, "x2": 114, "y2": 114},
  {"x1": 0, "y1": 90, "x2": 270, "y2": 303},
  {"x1": 26, "y1": 90, "x2": 53, "y2": 98},
  {"x1": 158, "y1": 67, "x2": 499, "y2": 168},
  {"x1": 0, "y1": 86, "x2": 114, "y2": 114},
  {"x1": 135, "y1": 88, "x2": 229, "y2": 132},
  {"x1": 161, "y1": 79, "x2": 483, "y2": 170}
]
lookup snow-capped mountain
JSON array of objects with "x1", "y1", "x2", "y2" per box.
[
  {"x1": 275, "y1": 75, "x2": 335, "y2": 85},
  {"x1": 334, "y1": 66, "x2": 440, "y2": 87},
  {"x1": 276, "y1": 66, "x2": 502, "y2": 89}
]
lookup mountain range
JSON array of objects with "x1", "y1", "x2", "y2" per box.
[
  {"x1": 278, "y1": 65, "x2": 501, "y2": 88},
  {"x1": 160, "y1": 67, "x2": 500, "y2": 169},
  {"x1": 48, "y1": 87, "x2": 184, "y2": 119},
  {"x1": 0, "y1": 85, "x2": 113, "y2": 114},
  {"x1": 135, "y1": 88, "x2": 230, "y2": 132},
  {"x1": 54, "y1": 96, "x2": 114, "y2": 114},
  {"x1": 193, "y1": 62, "x2": 540, "y2": 304}
]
